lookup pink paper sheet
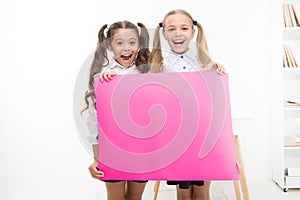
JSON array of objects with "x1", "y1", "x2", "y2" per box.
[{"x1": 95, "y1": 71, "x2": 238, "y2": 180}]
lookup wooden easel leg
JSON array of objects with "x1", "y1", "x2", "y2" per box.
[
  {"x1": 233, "y1": 180, "x2": 242, "y2": 200},
  {"x1": 153, "y1": 180, "x2": 160, "y2": 200},
  {"x1": 234, "y1": 135, "x2": 250, "y2": 200}
]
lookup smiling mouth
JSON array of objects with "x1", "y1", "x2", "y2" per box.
[
  {"x1": 173, "y1": 40, "x2": 185, "y2": 45},
  {"x1": 120, "y1": 54, "x2": 132, "y2": 60}
]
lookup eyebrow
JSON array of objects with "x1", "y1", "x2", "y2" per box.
[
  {"x1": 166, "y1": 23, "x2": 190, "y2": 28},
  {"x1": 114, "y1": 36, "x2": 137, "y2": 40}
]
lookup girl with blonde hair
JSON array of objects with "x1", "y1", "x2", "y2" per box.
[{"x1": 149, "y1": 9, "x2": 225, "y2": 200}]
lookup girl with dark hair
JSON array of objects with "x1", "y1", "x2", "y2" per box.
[{"x1": 82, "y1": 20, "x2": 150, "y2": 200}]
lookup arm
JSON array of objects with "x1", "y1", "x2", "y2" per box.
[
  {"x1": 88, "y1": 144, "x2": 105, "y2": 179},
  {"x1": 86, "y1": 106, "x2": 105, "y2": 179}
]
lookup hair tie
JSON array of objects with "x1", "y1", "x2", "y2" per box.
[
  {"x1": 193, "y1": 21, "x2": 197, "y2": 25},
  {"x1": 159, "y1": 22, "x2": 163, "y2": 28}
]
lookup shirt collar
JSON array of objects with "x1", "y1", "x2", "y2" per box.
[
  {"x1": 167, "y1": 48, "x2": 196, "y2": 65},
  {"x1": 108, "y1": 58, "x2": 136, "y2": 70}
]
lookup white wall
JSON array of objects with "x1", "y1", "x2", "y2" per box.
[{"x1": 0, "y1": 0, "x2": 274, "y2": 188}]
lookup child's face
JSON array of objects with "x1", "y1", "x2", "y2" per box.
[
  {"x1": 108, "y1": 28, "x2": 139, "y2": 68},
  {"x1": 163, "y1": 13, "x2": 195, "y2": 54}
]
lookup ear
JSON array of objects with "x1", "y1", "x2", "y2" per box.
[
  {"x1": 107, "y1": 44, "x2": 112, "y2": 51},
  {"x1": 191, "y1": 29, "x2": 195, "y2": 38}
]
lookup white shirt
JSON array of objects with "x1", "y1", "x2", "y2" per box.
[
  {"x1": 163, "y1": 49, "x2": 214, "y2": 73},
  {"x1": 86, "y1": 59, "x2": 141, "y2": 144},
  {"x1": 102, "y1": 58, "x2": 140, "y2": 74}
]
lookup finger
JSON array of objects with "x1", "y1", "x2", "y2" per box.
[
  {"x1": 217, "y1": 68, "x2": 223, "y2": 75},
  {"x1": 89, "y1": 168, "x2": 104, "y2": 178},
  {"x1": 108, "y1": 72, "x2": 117, "y2": 80},
  {"x1": 92, "y1": 172, "x2": 104, "y2": 178},
  {"x1": 93, "y1": 171, "x2": 105, "y2": 179},
  {"x1": 99, "y1": 73, "x2": 104, "y2": 82},
  {"x1": 220, "y1": 67, "x2": 226, "y2": 74},
  {"x1": 93, "y1": 175, "x2": 104, "y2": 179},
  {"x1": 93, "y1": 166, "x2": 104, "y2": 175},
  {"x1": 103, "y1": 73, "x2": 109, "y2": 81}
]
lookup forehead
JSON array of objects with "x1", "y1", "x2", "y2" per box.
[
  {"x1": 112, "y1": 28, "x2": 138, "y2": 40},
  {"x1": 165, "y1": 13, "x2": 192, "y2": 26}
]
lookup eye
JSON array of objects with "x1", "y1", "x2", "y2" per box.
[
  {"x1": 117, "y1": 41, "x2": 123, "y2": 45},
  {"x1": 130, "y1": 41, "x2": 137, "y2": 45}
]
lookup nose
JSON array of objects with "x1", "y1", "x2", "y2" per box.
[
  {"x1": 124, "y1": 42, "x2": 131, "y2": 51},
  {"x1": 174, "y1": 29, "x2": 183, "y2": 36},
  {"x1": 124, "y1": 43, "x2": 129, "y2": 50}
]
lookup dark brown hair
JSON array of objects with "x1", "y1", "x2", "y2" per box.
[{"x1": 81, "y1": 21, "x2": 150, "y2": 114}]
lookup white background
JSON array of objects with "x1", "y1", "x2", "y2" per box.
[{"x1": 0, "y1": 0, "x2": 278, "y2": 189}]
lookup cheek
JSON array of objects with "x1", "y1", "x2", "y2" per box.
[
  {"x1": 133, "y1": 44, "x2": 139, "y2": 51},
  {"x1": 189, "y1": 30, "x2": 195, "y2": 39},
  {"x1": 132, "y1": 49, "x2": 139, "y2": 56},
  {"x1": 163, "y1": 31, "x2": 171, "y2": 40},
  {"x1": 184, "y1": 33, "x2": 194, "y2": 41},
  {"x1": 164, "y1": 34, "x2": 173, "y2": 43},
  {"x1": 112, "y1": 49, "x2": 122, "y2": 57}
]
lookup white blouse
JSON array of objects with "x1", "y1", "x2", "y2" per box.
[{"x1": 163, "y1": 49, "x2": 214, "y2": 73}]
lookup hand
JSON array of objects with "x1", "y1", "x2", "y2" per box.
[
  {"x1": 212, "y1": 62, "x2": 226, "y2": 75},
  {"x1": 88, "y1": 160, "x2": 104, "y2": 179},
  {"x1": 98, "y1": 71, "x2": 117, "y2": 82}
]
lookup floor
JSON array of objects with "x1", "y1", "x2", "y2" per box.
[{"x1": 1, "y1": 179, "x2": 300, "y2": 200}]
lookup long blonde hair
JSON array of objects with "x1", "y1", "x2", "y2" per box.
[
  {"x1": 149, "y1": 9, "x2": 212, "y2": 73},
  {"x1": 81, "y1": 21, "x2": 150, "y2": 114}
]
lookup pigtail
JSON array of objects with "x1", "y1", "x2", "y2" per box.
[
  {"x1": 89, "y1": 24, "x2": 109, "y2": 86},
  {"x1": 136, "y1": 22, "x2": 150, "y2": 73},
  {"x1": 81, "y1": 24, "x2": 109, "y2": 114},
  {"x1": 149, "y1": 25, "x2": 164, "y2": 73},
  {"x1": 194, "y1": 22, "x2": 212, "y2": 67}
]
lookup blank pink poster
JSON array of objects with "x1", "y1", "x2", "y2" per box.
[{"x1": 95, "y1": 71, "x2": 239, "y2": 180}]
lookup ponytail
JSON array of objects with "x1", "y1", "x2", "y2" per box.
[
  {"x1": 81, "y1": 24, "x2": 109, "y2": 114},
  {"x1": 149, "y1": 25, "x2": 164, "y2": 73},
  {"x1": 136, "y1": 22, "x2": 150, "y2": 73},
  {"x1": 194, "y1": 21, "x2": 212, "y2": 67}
]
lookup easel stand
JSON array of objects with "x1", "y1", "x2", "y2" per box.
[{"x1": 152, "y1": 135, "x2": 250, "y2": 200}]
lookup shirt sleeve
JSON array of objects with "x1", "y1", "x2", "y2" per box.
[
  {"x1": 85, "y1": 66, "x2": 115, "y2": 145},
  {"x1": 86, "y1": 105, "x2": 98, "y2": 145}
]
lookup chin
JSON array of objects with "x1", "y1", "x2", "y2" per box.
[
  {"x1": 173, "y1": 49, "x2": 185, "y2": 54},
  {"x1": 122, "y1": 61, "x2": 134, "y2": 68}
]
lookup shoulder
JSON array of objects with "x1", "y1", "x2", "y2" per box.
[{"x1": 163, "y1": 56, "x2": 172, "y2": 67}]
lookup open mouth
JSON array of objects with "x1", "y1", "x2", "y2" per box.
[
  {"x1": 120, "y1": 54, "x2": 132, "y2": 61},
  {"x1": 173, "y1": 40, "x2": 185, "y2": 46}
]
